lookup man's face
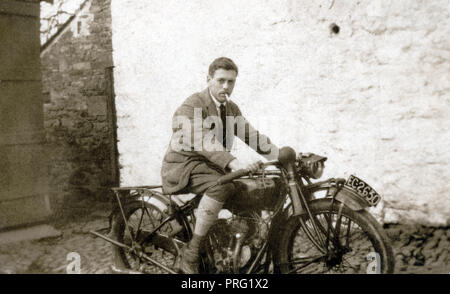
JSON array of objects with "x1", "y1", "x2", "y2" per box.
[{"x1": 207, "y1": 69, "x2": 237, "y2": 103}]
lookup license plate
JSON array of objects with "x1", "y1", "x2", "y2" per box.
[{"x1": 344, "y1": 175, "x2": 381, "y2": 206}]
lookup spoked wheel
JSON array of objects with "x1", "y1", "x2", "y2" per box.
[
  {"x1": 109, "y1": 201, "x2": 187, "y2": 274},
  {"x1": 276, "y1": 199, "x2": 394, "y2": 274}
]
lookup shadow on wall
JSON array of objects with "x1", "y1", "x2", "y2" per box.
[{"x1": 44, "y1": 106, "x2": 113, "y2": 217}]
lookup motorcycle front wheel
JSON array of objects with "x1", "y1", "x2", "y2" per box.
[{"x1": 276, "y1": 199, "x2": 395, "y2": 274}]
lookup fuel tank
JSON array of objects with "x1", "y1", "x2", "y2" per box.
[{"x1": 223, "y1": 177, "x2": 283, "y2": 213}]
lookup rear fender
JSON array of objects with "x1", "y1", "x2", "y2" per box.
[{"x1": 108, "y1": 191, "x2": 172, "y2": 230}]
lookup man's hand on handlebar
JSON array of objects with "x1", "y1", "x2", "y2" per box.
[
  {"x1": 216, "y1": 160, "x2": 264, "y2": 185},
  {"x1": 228, "y1": 159, "x2": 263, "y2": 173}
]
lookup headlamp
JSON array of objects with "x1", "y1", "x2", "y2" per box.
[{"x1": 297, "y1": 153, "x2": 327, "y2": 179}]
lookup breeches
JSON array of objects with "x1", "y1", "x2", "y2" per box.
[{"x1": 185, "y1": 162, "x2": 236, "y2": 203}]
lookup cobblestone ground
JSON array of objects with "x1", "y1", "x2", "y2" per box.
[
  {"x1": 0, "y1": 199, "x2": 448, "y2": 274},
  {"x1": 0, "y1": 200, "x2": 113, "y2": 274}
]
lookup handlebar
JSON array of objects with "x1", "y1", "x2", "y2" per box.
[
  {"x1": 216, "y1": 169, "x2": 250, "y2": 185},
  {"x1": 215, "y1": 148, "x2": 326, "y2": 186},
  {"x1": 216, "y1": 161, "x2": 280, "y2": 185}
]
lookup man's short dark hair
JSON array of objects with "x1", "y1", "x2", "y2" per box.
[{"x1": 208, "y1": 57, "x2": 239, "y2": 77}]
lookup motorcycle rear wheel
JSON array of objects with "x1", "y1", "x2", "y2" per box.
[
  {"x1": 276, "y1": 199, "x2": 395, "y2": 274},
  {"x1": 109, "y1": 201, "x2": 186, "y2": 274}
]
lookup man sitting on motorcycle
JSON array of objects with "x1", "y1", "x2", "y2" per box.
[{"x1": 161, "y1": 57, "x2": 279, "y2": 274}]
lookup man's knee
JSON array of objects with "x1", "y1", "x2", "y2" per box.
[{"x1": 205, "y1": 182, "x2": 236, "y2": 203}]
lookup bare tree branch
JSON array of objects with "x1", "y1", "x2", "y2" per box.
[{"x1": 40, "y1": 0, "x2": 80, "y2": 45}]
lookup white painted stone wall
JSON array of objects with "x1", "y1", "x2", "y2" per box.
[{"x1": 111, "y1": 0, "x2": 450, "y2": 225}]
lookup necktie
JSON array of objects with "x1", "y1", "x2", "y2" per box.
[{"x1": 219, "y1": 104, "x2": 227, "y2": 149}]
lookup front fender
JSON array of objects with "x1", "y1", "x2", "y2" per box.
[
  {"x1": 307, "y1": 179, "x2": 372, "y2": 212},
  {"x1": 334, "y1": 186, "x2": 370, "y2": 211}
]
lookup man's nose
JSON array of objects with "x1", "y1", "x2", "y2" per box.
[{"x1": 223, "y1": 82, "x2": 230, "y2": 89}]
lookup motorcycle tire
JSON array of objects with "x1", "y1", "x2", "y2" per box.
[
  {"x1": 275, "y1": 198, "x2": 395, "y2": 274},
  {"x1": 109, "y1": 201, "x2": 188, "y2": 274}
]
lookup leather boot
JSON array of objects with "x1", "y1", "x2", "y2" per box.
[{"x1": 177, "y1": 244, "x2": 200, "y2": 274}]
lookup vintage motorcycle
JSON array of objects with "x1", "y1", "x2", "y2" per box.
[{"x1": 91, "y1": 146, "x2": 395, "y2": 274}]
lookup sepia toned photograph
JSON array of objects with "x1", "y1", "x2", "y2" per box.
[{"x1": 0, "y1": 0, "x2": 448, "y2": 278}]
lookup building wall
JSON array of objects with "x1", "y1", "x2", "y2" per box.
[
  {"x1": 111, "y1": 0, "x2": 450, "y2": 225},
  {"x1": 40, "y1": 0, "x2": 114, "y2": 212},
  {"x1": 0, "y1": 0, "x2": 51, "y2": 229}
]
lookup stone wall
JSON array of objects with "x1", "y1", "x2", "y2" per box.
[
  {"x1": 41, "y1": 0, "x2": 114, "y2": 214},
  {"x1": 110, "y1": 0, "x2": 449, "y2": 226}
]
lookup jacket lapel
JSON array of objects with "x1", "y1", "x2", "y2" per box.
[
  {"x1": 199, "y1": 88, "x2": 218, "y2": 117},
  {"x1": 226, "y1": 100, "x2": 233, "y2": 116}
]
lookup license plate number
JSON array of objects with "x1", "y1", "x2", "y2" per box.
[{"x1": 344, "y1": 175, "x2": 381, "y2": 206}]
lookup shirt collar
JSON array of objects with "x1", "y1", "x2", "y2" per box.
[{"x1": 209, "y1": 89, "x2": 226, "y2": 108}]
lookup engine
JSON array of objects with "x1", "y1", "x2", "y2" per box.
[
  {"x1": 207, "y1": 210, "x2": 271, "y2": 273},
  {"x1": 205, "y1": 175, "x2": 283, "y2": 272}
]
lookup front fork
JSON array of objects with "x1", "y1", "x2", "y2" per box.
[{"x1": 287, "y1": 177, "x2": 348, "y2": 253}]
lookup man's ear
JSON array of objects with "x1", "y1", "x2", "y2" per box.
[{"x1": 206, "y1": 75, "x2": 211, "y2": 83}]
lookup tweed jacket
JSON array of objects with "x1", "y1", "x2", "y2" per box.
[{"x1": 161, "y1": 88, "x2": 278, "y2": 194}]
